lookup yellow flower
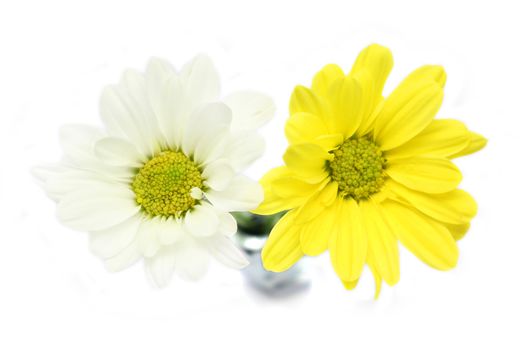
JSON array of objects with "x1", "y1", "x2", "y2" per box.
[{"x1": 254, "y1": 44, "x2": 486, "y2": 297}]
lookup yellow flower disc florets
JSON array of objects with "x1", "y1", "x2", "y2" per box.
[
  {"x1": 328, "y1": 137, "x2": 387, "y2": 201},
  {"x1": 132, "y1": 150, "x2": 203, "y2": 217}
]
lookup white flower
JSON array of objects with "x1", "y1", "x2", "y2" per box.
[{"x1": 33, "y1": 55, "x2": 275, "y2": 287}]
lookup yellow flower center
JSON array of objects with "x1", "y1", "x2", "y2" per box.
[
  {"x1": 328, "y1": 137, "x2": 386, "y2": 201},
  {"x1": 132, "y1": 150, "x2": 203, "y2": 217}
]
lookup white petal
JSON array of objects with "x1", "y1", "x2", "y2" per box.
[
  {"x1": 104, "y1": 239, "x2": 141, "y2": 272},
  {"x1": 59, "y1": 124, "x2": 103, "y2": 161},
  {"x1": 157, "y1": 217, "x2": 185, "y2": 245},
  {"x1": 192, "y1": 129, "x2": 230, "y2": 165},
  {"x1": 181, "y1": 102, "x2": 232, "y2": 158},
  {"x1": 145, "y1": 57, "x2": 177, "y2": 87},
  {"x1": 145, "y1": 245, "x2": 178, "y2": 288},
  {"x1": 183, "y1": 202, "x2": 219, "y2": 237},
  {"x1": 56, "y1": 182, "x2": 140, "y2": 231},
  {"x1": 180, "y1": 54, "x2": 220, "y2": 108},
  {"x1": 218, "y1": 211, "x2": 237, "y2": 237},
  {"x1": 121, "y1": 69, "x2": 165, "y2": 154},
  {"x1": 99, "y1": 86, "x2": 141, "y2": 140},
  {"x1": 158, "y1": 74, "x2": 190, "y2": 148},
  {"x1": 31, "y1": 164, "x2": 66, "y2": 195},
  {"x1": 59, "y1": 124, "x2": 133, "y2": 177},
  {"x1": 145, "y1": 58, "x2": 178, "y2": 147},
  {"x1": 224, "y1": 90, "x2": 275, "y2": 131},
  {"x1": 173, "y1": 237, "x2": 210, "y2": 281},
  {"x1": 94, "y1": 137, "x2": 145, "y2": 167},
  {"x1": 89, "y1": 214, "x2": 142, "y2": 258},
  {"x1": 190, "y1": 187, "x2": 204, "y2": 200},
  {"x1": 57, "y1": 127, "x2": 136, "y2": 179},
  {"x1": 99, "y1": 79, "x2": 157, "y2": 157},
  {"x1": 224, "y1": 131, "x2": 265, "y2": 171},
  {"x1": 205, "y1": 235, "x2": 249, "y2": 269},
  {"x1": 205, "y1": 175, "x2": 263, "y2": 211},
  {"x1": 202, "y1": 160, "x2": 235, "y2": 191},
  {"x1": 45, "y1": 169, "x2": 130, "y2": 203},
  {"x1": 136, "y1": 217, "x2": 162, "y2": 257}
]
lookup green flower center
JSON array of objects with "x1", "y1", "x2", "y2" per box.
[
  {"x1": 132, "y1": 150, "x2": 203, "y2": 217},
  {"x1": 328, "y1": 137, "x2": 386, "y2": 201}
]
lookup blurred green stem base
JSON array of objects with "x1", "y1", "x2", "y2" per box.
[
  {"x1": 232, "y1": 212, "x2": 285, "y2": 237},
  {"x1": 232, "y1": 212, "x2": 310, "y2": 297}
]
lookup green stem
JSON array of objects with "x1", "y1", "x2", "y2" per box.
[{"x1": 232, "y1": 211, "x2": 286, "y2": 237}]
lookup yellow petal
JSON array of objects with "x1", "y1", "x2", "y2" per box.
[
  {"x1": 367, "y1": 259, "x2": 383, "y2": 299},
  {"x1": 401, "y1": 65, "x2": 447, "y2": 88},
  {"x1": 295, "y1": 181, "x2": 338, "y2": 224},
  {"x1": 388, "y1": 180, "x2": 477, "y2": 224},
  {"x1": 259, "y1": 165, "x2": 288, "y2": 185},
  {"x1": 444, "y1": 222, "x2": 471, "y2": 241},
  {"x1": 382, "y1": 200, "x2": 459, "y2": 270},
  {"x1": 451, "y1": 131, "x2": 487, "y2": 158},
  {"x1": 312, "y1": 64, "x2": 345, "y2": 97},
  {"x1": 283, "y1": 143, "x2": 332, "y2": 183},
  {"x1": 349, "y1": 44, "x2": 393, "y2": 100},
  {"x1": 329, "y1": 199, "x2": 367, "y2": 281},
  {"x1": 312, "y1": 134, "x2": 344, "y2": 151},
  {"x1": 261, "y1": 210, "x2": 303, "y2": 272},
  {"x1": 272, "y1": 175, "x2": 326, "y2": 199},
  {"x1": 354, "y1": 70, "x2": 382, "y2": 136},
  {"x1": 285, "y1": 112, "x2": 328, "y2": 144},
  {"x1": 253, "y1": 166, "x2": 308, "y2": 215},
  {"x1": 300, "y1": 200, "x2": 338, "y2": 256},
  {"x1": 341, "y1": 279, "x2": 359, "y2": 291},
  {"x1": 360, "y1": 201, "x2": 400, "y2": 286},
  {"x1": 387, "y1": 119, "x2": 470, "y2": 160},
  {"x1": 387, "y1": 157, "x2": 462, "y2": 193},
  {"x1": 252, "y1": 193, "x2": 296, "y2": 215},
  {"x1": 289, "y1": 85, "x2": 330, "y2": 120},
  {"x1": 319, "y1": 181, "x2": 339, "y2": 205},
  {"x1": 374, "y1": 80, "x2": 443, "y2": 150},
  {"x1": 285, "y1": 112, "x2": 344, "y2": 151},
  {"x1": 350, "y1": 44, "x2": 393, "y2": 137},
  {"x1": 327, "y1": 76, "x2": 363, "y2": 136}
]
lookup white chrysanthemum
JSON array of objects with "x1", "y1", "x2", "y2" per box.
[{"x1": 33, "y1": 55, "x2": 275, "y2": 287}]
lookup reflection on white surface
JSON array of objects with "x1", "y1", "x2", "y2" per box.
[{"x1": 236, "y1": 233, "x2": 311, "y2": 297}]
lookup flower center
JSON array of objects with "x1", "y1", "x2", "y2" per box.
[
  {"x1": 328, "y1": 137, "x2": 386, "y2": 201},
  {"x1": 132, "y1": 150, "x2": 203, "y2": 217}
]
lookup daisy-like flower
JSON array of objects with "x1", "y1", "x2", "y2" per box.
[
  {"x1": 33, "y1": 55, "x2": 275, "y2": 287},
  {"x1": 253, "y1": 44, "x2": 486, "y2": 296}
]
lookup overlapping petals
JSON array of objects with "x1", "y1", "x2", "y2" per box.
[
  {"x1": 34, "y1": 55, "x2": 275, "y2": 287},
  {"x1": 256, "y1": 44, "x2": 485, "y2": 296}
]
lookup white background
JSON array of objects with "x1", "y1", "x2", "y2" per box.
[{"x1": 1, "y1": 0, "x2": 523, "y2": 349}]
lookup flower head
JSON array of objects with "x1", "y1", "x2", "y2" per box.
[
  {"x1": 254, "y1": 44, "x2": 486, "y2": 296},
  {"x1": 33, "y1": 55, "x2": 275, "y2": 287}
]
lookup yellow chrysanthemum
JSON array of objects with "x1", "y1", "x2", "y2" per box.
[{"x1": 253, "y1": 44, "x2": 486, "y2": 297}]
